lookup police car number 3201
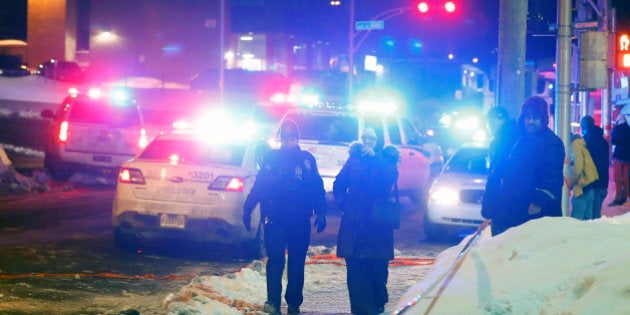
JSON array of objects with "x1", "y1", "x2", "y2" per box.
[{"x1": 189, "y1": 171, "x2": 213, "y2": 181}]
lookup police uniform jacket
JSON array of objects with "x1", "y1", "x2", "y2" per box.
[{"x1": 243, "y1": 146, "x2": 327, "y2": 225}]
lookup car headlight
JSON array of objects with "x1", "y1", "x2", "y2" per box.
[{"x1": 429, "y1": 187, "x2": 460, "y2": 206}]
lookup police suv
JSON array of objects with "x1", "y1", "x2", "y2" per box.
[
  {"x1": 40, "y1": 88, "x2": 149, "y2": 181},
  {"x1": 272, "y1": 106, "x2": 443, "y2": 205}
]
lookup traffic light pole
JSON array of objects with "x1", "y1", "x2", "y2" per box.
[
  {"x1": 349, "y1": 0, "x2": 355, "y2": 105},
  {"x1": 557, "y1": 0, "x2": 572, "y2": 217},
  {"x1": 348, "y1": 4, "x2": 410, "y2": 105}
]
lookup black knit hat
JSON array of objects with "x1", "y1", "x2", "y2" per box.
[
  {"x1": 520, "y1": 96, "x2": 549, "y2": 126},
  {"x1": 280, "y1": 119, "x2": 300, "y2": 140}
]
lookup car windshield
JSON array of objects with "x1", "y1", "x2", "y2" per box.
[
  {"x1": 68, "y1": 99, "x2": 141, "y2": 126},
  {"x1": 283, "y1": 112, "x2": 358, "y2": 143},
  {"x1": 444, "y1": 147, "x2": 489, "y2": 175},
  {"x1": 139, "y1": 139, "x2": 246, "y2": 166}
]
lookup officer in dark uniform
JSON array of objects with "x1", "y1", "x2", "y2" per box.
[{"x1": 243, "y1": 119, "x2": 328, "y2": 315}]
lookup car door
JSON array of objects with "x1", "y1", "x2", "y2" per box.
[{"x1": 384, "y1": 116, "x2": 430, "y2": 193}]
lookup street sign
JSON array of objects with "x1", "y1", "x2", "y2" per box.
[
  {"x1": 573, "y1": 20, "x2": 600, "y2": 31},
  {"x1": 355, "y1": 20, "x2": 384, "y2": 31}
]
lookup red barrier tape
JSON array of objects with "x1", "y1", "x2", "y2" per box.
[
  {"x1": 0, "y1": 272, "x2": 195, "y2": 281},
  {"x1": 307, "y1": 254, "x2": 435, "y2": 267}
]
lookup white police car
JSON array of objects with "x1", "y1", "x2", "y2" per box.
[
  {"x1": 112, "y1": 114, "x2": 267, "y2": 257},
  {"x1": 424, "y1": 143, "x2": 488, "y2": 240}
]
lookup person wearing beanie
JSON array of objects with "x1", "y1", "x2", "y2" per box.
[
  {"x1": 481, "y1": 105, "x2": 519, "y2": 235},
  {"x1": 580, "y1": 115, "x2": 610, "y2": 218},
  {"x1": 243, "y1": 119, "x2": 328, "y2": 315},
  {"x1": 333, "y1": 126, "x2": 399, "y2": 315},
  {"x1": 490, "y1": 96, "x2": 565, "y2": 236}
]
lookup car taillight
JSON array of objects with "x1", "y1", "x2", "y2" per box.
[
  {"x1": 208, "y1": 176, "x2": 244, "y2": 192},
  {"x1": 118, "y1": 168, "x2": 146, "y2": 184},
  {"x1": 138, "y1": 128, "x2": 148, "y2": 148},
  {"x1": 58, "y1": 121, "x2": 69, "y2": 143}
]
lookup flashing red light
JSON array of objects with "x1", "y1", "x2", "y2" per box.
[
  {"x1": 417, "y1": 2, "x2": 429, "y2": 13},
  {"x1": 58, "y1": 121, "x2": 69, "y2": 142},
  {"x1": 444, "y1": 1, "x2": 456, "y2": 13}
]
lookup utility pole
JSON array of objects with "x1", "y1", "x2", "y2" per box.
[
  {"x1": 348, "y1": 0, "x2": 355, "y2": 105},
  {"x1": 496, "y1": 0, "x2": 528, "y2": 117},
  {"x1": 557, "y1": 0, "x2": 572, "y2": 217}
]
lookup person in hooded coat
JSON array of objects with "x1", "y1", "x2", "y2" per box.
[
  {"x1": 492, "y1": 96, "x2": 565, "y2": 236},
  {"x1": 609, "y1": 113, "x2": 630, "y2": 206},
  {"x1": 481, "y1": 106, "x2": 519, "y2": 236},
  {"x1": 580, "y1": 115, "x2": 610, "y2": 218},
  {"x1": 333, "y1": 127, "x2": 399, "y2": 315},
  {"x1": 566, "y1": 133, "x2": 599, "y2": 220}
]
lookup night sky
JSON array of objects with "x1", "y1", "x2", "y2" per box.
[{"x1": 0, "y1": 0, "x2": 628, "y2": 59}]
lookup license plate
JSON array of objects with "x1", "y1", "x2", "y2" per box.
[
  {"x1": 93, "y1": 155, "x2": 112, "y2": 163},
  {"x1": 156, "y1": 186, "x2": 196, "y2": 195},
  {"x1": 159, "y1": 214, "x2": 186, "y2": 229}
]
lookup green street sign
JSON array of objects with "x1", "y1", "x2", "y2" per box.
[{"x1": 355, "y1": 20, "x2": 384, "y2": 31}]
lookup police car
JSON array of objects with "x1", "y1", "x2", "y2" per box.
[
  {"x1": 111, "y1": 114, "x2": 267, "y2": 257},
  {"x1": 424, "y1": 143, "x2": 488, "y2": 240},
  {"x1": 272, "y1": 105, "x2": 442, "y2": 204},
  {"x1": 41, "y1": 88, "x2": 149, "y2": 181}
]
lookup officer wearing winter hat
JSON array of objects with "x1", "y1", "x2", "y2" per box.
[
  {"x1": 243, "y1": 119, "x2": 327, "y2": 315},
  {"x1": 489, "y1": 96, "x2": 565, "y2": 236}
]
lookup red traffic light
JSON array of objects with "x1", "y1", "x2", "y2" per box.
[
  {"x1": 417, "y1": 2, "x2": 429, "y2": 13},
  {"x1": 444, "y1": 1, "x2": 456, "y2": 13},
  {"x1": 417, "y1": 1, "x2": 456, "y2": 14}
]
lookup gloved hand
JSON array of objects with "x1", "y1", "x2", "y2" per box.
[
  {"x1": 243, "y1": 212, "x2": 252, "y2": 231},
  {"x1": 314, "y1": 215, "x2": 327, "y2": 233}
]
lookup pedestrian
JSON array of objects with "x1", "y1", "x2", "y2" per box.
[
  {"x1": 490, "y1": 96, "x2": 565, "y2": 236},
  {"x1": 333, "y1": 127, "x2": 400, "y2": 315},
  {"x1": 480, "y1": 106, "x2": 519, "y2": 236},
  {"x1": 242, "y1": 120, "x2": 328, "y2": 315},
  {"x1": 609, "y1": 113, "x2": 630, "y2": 206},
  {"x1": 565, "y1": 133, "x2": 598, "y2": 220},
  {"x1": 580, "y1": 115, "x2": 610, "y2": 218}
]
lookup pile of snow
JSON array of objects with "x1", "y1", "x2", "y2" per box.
[
  {"x1": 158, "y1": 214, "x2": 630, "y2": 314},
  {"x1": 394, "y1": 214, "x2": 630, "y2": 314},
  {"x1": 0, "y1": 146, "x2": 48, "y2": 194}
]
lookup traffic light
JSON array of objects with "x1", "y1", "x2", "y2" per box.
[
  {"x1": 417, "y1": 2, "x2": 429, "y2": 13},
  {"x1": 416, "y1": 1, "x2": 456, "y2": 14},
  {"x1": 618, "y1": 33, "x2": 630, "y2": 70},
  {"x1": 444, "y1": 1, "x2": 456, "y2": 13}
]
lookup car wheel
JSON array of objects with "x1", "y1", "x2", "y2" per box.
[
  {"x1": 244, "y1": 227, "x2": 265, "y2": 259},
  {"x1": 44, "y1": 154, "x2": 72, "y2": 181},
  {"x1": 114, "y1": 227, "x2": 140, "y2": 251}
]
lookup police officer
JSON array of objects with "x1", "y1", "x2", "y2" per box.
[{"x1": 243, "y1": 119, "x2": 327, "y2": 315}]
